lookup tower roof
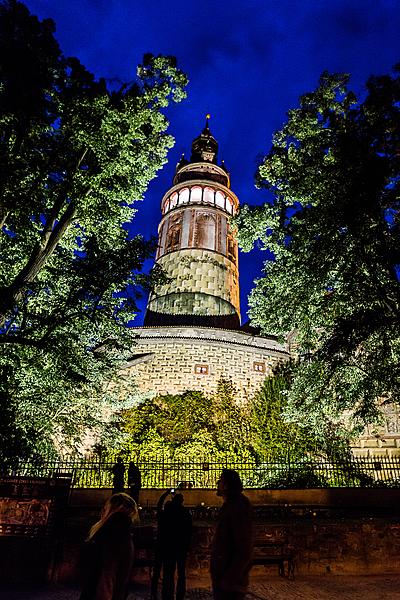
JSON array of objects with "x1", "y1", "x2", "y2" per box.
[{"x1": 190, "y1": 114, "x2": 218, "y2": 163}]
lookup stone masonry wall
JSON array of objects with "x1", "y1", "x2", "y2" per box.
[
  {"x1": 125, "y1": 326, "x2": 289, "y2": 401},
  {"x1": 147, "y1": 249, "x2": 240, "y2": 317},
  {"x1": 124, "y1": 326, "x2": 400, "y2": 457}
]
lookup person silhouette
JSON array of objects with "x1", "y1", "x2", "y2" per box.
[
  {"x1": 79, "y1": 492, "x2": 138, "y2": 600},
  {"x1": 210, "y1": 469, "x2": 254, "y2": 600},
  {"x1": 128, "y1": 461, "x2": 141, "y2": 504},
  {"x1": 160, "y1": 493, "x2": 192, "y2": 600},
  {"x1": 112, "y1": 457, "x2": 125, "y2": 494},
  {"x1": 151, "y1": 489, "x2": 173, "y2": 600}
]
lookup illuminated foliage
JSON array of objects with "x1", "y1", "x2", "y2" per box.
[
  {"x1": 0, "y1": 1, "x2": 187, "y2": 465},
  {"x1": 236, "y1": 67, "x2": 400, "y2": 433},
  {"x1": 116, "y1": 376, "x2": 339, "y2": 463},
  {"x1": 117, "y1": 380, "x2": 255, "y2": 462},
  {"x1": 251, "y1": 365, "x2": 350, "y2": 461}
]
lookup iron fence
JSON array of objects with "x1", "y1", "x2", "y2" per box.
[{"x1": 6, "y1": 456, "x2": 400, "y2": 489}]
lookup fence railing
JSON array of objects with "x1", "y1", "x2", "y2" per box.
[{"x1": 6, "y1": 456, "x2": 400, "y2": 489}]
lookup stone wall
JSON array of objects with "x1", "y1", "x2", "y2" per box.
[
  {"x1": 123, "y1": 326, "x2": 400, "y2": 456},
  {"x1": 41, "y1": 489, "x2": 400, "y2": 583},
  {"x1": 51, "y1": 509, "x2": 400, "y2": 582},
  {"x1": 70, "y1": 488, "x2": 400, "y2": 510},
  {"x1": 254, "y1": 519, "x2": 400, "y2": 576},
  {"x1": 352, "y1": 403, "x2": 400, "y2": 457},
  {"x1": 147, "y1": 248, "x2": 240, "y2": 318},
  {"x1": 125, "y1": 326, "x2": 289, "y2": 400}
]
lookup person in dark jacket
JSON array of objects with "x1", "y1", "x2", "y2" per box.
[
  {"x1": 151, "y1": 488, "x2": 172, "y2": 600},
  {"x1": 79, "y1": 492, "x2": 138, "y2": 600},
  {"x1": 112, "y1": 457, "x2": 125, "y2": 494},
  {"x1": 210, "y1": 469, "x2": 253, "y2": 600},
  {"x1": 160, "y1": 493, "x2": 192, "y2": 600},
  {"x1": 127, "y1": 461, "x2": 142, "y2": 504}
]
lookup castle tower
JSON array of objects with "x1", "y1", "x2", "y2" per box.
[
  {"x1": 127, "y1": 119, "x2": 290, "y2": 401},
  {"x1": 144, "y1": 117, "x2": 241, "y2": 329}
]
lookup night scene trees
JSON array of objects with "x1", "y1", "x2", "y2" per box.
[
  {"x1": 237, "y1": 68, "x2": 400, "y2": 438},
  {"x1": 0, "y1": 1, "x2": 187, "y2": 464}
]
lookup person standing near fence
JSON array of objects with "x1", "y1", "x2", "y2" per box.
[
  {"x1": 151, "y1": 489, "x2": 173, "y2": 600},
  {"x1": 128, "y1": 461, "x2": 141, "y2": 505},
  {"x1": 79, "y1": 492, "x2": 138, "y2": 600},
  {"x1": 160, "y1": 493, "x2": 192, "y2": 600},
  {"x1": 210, "y1": 469, "x2": 253, "y2": 600},
  {"x1": 112, "y1": 457, "x2": 125, "y2": 494}
]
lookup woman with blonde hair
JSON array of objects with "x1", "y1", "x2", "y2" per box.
[{"x1": 79, "y1": 492, "x2": 139, "y2": 600}]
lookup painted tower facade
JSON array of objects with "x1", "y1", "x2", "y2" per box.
[{"x1": 145, "y1": 117, "x2": 241, "y2": 329}]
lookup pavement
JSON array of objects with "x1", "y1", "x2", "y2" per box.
[{"x1": 2, "y1": 575, "x2": 400, "y2": 600}]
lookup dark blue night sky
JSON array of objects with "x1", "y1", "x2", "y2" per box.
[{"x1": 25, "y1": 0, "x2": 400, "y2": 325}]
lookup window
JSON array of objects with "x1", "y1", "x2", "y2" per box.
[
  {"x1": 253, "y1": 362, "x2": 266, "y2": 373},
  {"x1": 203, "y1": 187, "x2": 215, "y2": 205},
  {"x1": 170, "y1": 192, "x2": 178, "y2": 209},
  {"x1": 162, "y1": 198, "x2": 170, "y2": 213},
  {"x1": 157, "y1": 223, "x2": 165, "y2": 258},
  {"x1": 179, "y1": 187, "x2": 190, "y2": 204},
  {"x1": 190, "y1": 186, "x2": 202, "y2": 203},
  {"x1": 166, "y1": 215, "x2": 182, "y2": 252},
  {"x1": 226, "y1": 197, "x2": 233, "y2": 214},
  {"x1": 215, "y1": 191, "x2": 225, "y2": 209},
  {"x1": 195, "y1": 213, "x2": 216, "y2": 250},
  {"x1": 195, "y1": 364, "x2": 209, "y2": 375}
]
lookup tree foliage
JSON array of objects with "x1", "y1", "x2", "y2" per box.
[
  {"x1": 117, "y1": 380, "x2": 255, "y2": 462},
  {"x1": 0, "y1": 1, "x2": 188, "y2": 465},
  {"x1": 251, "y1": 364, "x2": 351, "y2": 461},
  {"x1": 116, "y1": 376, "x2": 341, "y2": 463},
  {"x1": 236, "y1": 67, "x2": 400, "y2": 431}
]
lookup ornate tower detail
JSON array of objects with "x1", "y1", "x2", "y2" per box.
[{"x1": 144, "y1": 117, "x2": 241, "y2": 329}]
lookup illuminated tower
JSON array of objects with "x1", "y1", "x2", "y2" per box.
[{"x1": 145, "y1": 117, "x2": 241, "y2": 328}]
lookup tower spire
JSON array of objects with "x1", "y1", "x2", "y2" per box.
[{"x1": 190, "y1": 116, "x2": 218, "y2": 163}]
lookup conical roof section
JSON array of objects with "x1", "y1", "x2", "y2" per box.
[{"x1": 190, "y1": 114, "x2": 218, "y2": 163}]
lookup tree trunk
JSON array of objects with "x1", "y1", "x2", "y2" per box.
[{"x1": 0, "y1": 202, "x2": 76, "y2": 327}]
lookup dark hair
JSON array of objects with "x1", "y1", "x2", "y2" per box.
[
  {"x1": 171, "y1": 493, "x2": 184, "y2": 506},
  {"x1": 87, "y1": 493, "x2": 138, "y2": 540},
  {"x1": 221, "y1": 469, "x2": 243, "y2": 494}
]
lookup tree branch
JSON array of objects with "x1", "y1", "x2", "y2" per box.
[{"x1": 0, "y1": 336, "x2": 44, "y2": 347}]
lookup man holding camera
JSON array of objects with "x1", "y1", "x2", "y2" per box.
[{"x1": 152, "y1": 488, "x2": 192, "y2": 600}]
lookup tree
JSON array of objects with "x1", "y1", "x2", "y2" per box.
[
  {"x1": 116, "y1": 376, "x2": 340, "y2": 466},
  {"x1": 0, "y1": 1, "x2": 188, "y2": 465},
  {"x1": 236, "y1": 67, "x2": 400, "y2": 434},
  {"x1": 117, "y1": 380, "x2": 256, "y2": 462},
  {"x1": 250, "y1": 365, "x2": 351, "y2": 462}
]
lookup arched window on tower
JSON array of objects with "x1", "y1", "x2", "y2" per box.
[
  {"x1": 166, "y1": 214, "x2": 182, "y2": 252},
  {"x1": 215, "y1": 191, "x2": 225, "y2": 209},
  {"x1": 203, "y1": 187, "x2": 215, "y2": 205},
  {"x1": 190, "y1": 186, "x2": 202, "y2": 203},
  {"x1": 195, "y1": 212, "x2": 216, "y2": 250},
  {"x1": 178, "y1": 187, "x2": 190, "y2": 204}
]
